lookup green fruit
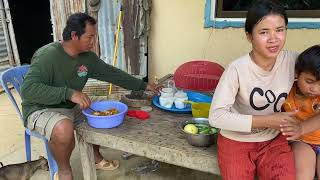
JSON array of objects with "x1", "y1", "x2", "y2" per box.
[
  {"x1": 184, "y1": 124, "x2": 198, "y2": 134},
  {"x1": 211, "y1": 128, "x2": 218, "y2": 134},
  {"x1": 195, "y1": 123, "x2": 210, "y2": 128},
  {"x1": 199, "y1": 127, "x2": 211, "y2": 134}
]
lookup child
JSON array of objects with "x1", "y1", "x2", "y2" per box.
[
  {"x1": 208, "y1": 0, "x2": 298, "y2": 179},
  {"x1": 282, "y1": 44, "x2": 320, "y2": 180}
]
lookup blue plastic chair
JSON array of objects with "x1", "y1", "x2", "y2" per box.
[{"x1": 0, "y1": 65, "x2": 58, "y2": 180}]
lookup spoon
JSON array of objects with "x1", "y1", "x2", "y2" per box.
[{"x1": 88, "y1": 107, "x2": 101, "y2": 113}]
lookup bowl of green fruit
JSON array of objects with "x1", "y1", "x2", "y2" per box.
[{"x1": 180, "y1": 118, "x2": 218, "y2": 147}]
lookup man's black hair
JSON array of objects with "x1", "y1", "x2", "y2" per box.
[
  {"x1": 296, "y1": 45, "x2": 320, "y2": 80},
  {"x1": 245, "y1": 0, "x2": 288, "y2": 34},
  {"x1": 62, "y1": 12, "x2": 96, "y2": 41}
]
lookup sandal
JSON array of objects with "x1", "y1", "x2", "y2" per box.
[
  {"x1": 54, "y1": 172, "x2": 59, "y2": 180},
  {"x1": 95, "y1": 159, "x2": 119, "y2": 171}
]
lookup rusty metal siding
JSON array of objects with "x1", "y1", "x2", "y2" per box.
[
  {"x1": 0, "y1": 0, "x2": 20, "y2": 67},
  {"x1": 3, "y1": 0, "x2": 19, "y2": 66},
  {"x1": 49, "y1": 0, "x2": 86, "y2": 41},
  {"x1": 123, "y1": 0, "x2": 149, "y2": 77},
  {"x1": 98, "y1": 0, "x2": 147, "y2": 77},
  {"x1": 98, "y1": 0, "x2": 125, "y2": 70},
  {"x1": 0, "y1": 22, "x2": 8, "y2": 63}
]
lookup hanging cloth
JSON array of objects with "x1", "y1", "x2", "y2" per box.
[
  {"x1": 133, "y1": 0, "x2": 152, "y2": 39},
  {"x1": 88, "y1": 0, "x2": 101, "y2": 12}
]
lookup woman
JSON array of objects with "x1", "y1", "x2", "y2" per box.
[{"x1": 209, "y1": 1, "x2": 297, "y2": 179}]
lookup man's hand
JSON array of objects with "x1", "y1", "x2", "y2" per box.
[
  {"x1": 70, "y1": 91, "x2": 91, "y2": 109},
  {"x1": 145, "y1": 83, "x2": 161, "y2": 95},
  {"x1": 280, "y1": 119, "x2": 303, "y2": 140}
]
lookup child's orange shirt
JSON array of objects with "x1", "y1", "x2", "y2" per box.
[{"x1": 283, "y1": 84, "x2": 320, "y2": 145}]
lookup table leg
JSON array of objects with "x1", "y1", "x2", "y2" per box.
[{"x1": 76, "y1": 133, "x2": 97, "y2": 180}]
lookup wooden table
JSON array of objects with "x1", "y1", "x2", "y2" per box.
[{"x1": 75, "y1": 108, "x2": 219, "y2": 180}]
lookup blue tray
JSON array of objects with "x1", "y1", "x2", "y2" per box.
[{"x1": 152, "y1": 90, "x2": 212, "y2": 113}]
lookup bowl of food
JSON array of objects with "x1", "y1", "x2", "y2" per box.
[
  {"x1": 179, "y1": 118, "x2": 218, "y2": 147},
  {"x1": 120, "y1": 90, "x2": 152, "y2": 108},
  {"x1": 82, "y1": 100, "x2": 128, "y2": 128}
]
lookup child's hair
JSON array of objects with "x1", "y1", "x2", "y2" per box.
[
  {"x1": 245, "y1": 0, "x2": 288, "y2": 34},
  {"x1": 296, "y1": 45, "x2": 320, "y2": 80}
]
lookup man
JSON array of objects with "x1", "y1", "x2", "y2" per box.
[{"x1": 21, "y1": 12, "x2": 157, "y2": 180}]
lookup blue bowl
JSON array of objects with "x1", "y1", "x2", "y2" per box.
[{"x1": 82, "y1": 101, "x2": 128, "y2": 128}]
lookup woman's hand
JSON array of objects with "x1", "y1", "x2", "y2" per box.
[
  {"x1": 280, "y1": 119, "x2": 303, "y2": 140},
  {"x1": 269, "y1": 112, "x2": 298, "y2": 130},
  {"x1": 253, "y1": 112, "x2": 297, "y2": 130}
]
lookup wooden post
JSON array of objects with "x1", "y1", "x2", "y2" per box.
[{"x1": 76, "y1": 132, "x2": 97, "y2": 180}]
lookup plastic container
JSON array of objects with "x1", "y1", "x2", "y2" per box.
[
  {"x1": 173, "y1": 60, "x2": 224, "y2": 92},
  {"x1": 191, "y1": 103, "x2": 210, "y2": 118},
  {"x1": 185, "y1": 100, "x2": 211, "y2": 118},
  {"x1": 174, "y1": 91, "x2": 188, "y2": 109},
  {"x1": 82, "y1": 101, "x2": 128, "y2": 128},
  {"x1": 160, "y1": 87, "x2": 175, "y2": 97},
  {"x1": 159, "y1": 94, "x2": 174, "y2": 108}
]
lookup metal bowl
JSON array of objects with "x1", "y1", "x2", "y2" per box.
[{"x1": 179, "y1": 118, "x2": 218, "y2": 147}]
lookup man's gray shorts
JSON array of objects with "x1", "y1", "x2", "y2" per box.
[
  {"x1": 26, "y1": 97, "x2": 105, "y2": 141},
  {"x1": 26, "y1": 106, "x2": 85, "y2": 141}
]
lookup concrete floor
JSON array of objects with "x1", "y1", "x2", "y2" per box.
[{"x1": 0, "y1": 90, "x2": 221, "y2": 180}]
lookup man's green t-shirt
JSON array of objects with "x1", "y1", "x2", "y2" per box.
[{"x1": 21, "y1": 42, "x2": 147, "y2": 125}]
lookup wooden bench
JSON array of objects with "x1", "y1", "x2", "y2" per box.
[{"x1": 75, "y1": 108, "x2": 220, "y2": 180}]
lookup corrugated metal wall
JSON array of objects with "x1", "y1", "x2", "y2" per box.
[
  {"x1": 98, "y1": 0, "x2": 125, "y2": 71},
  {"x1": 0, "y1": 21, "x2": 8, "y2": 63},
  {"x1": 98, "y1": 0, "x2": 147, "y2": 77},
  {"x1": 0, "y1": 0, "x2": 20, "y2": 69},
  {"x1": 49, "y1": 0, "x2": 86, "y2": 41}
]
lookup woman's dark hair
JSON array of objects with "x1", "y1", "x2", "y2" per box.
[
  {"x1": 62, "y1": 12, "x2": 96, "y2": 41},
  {"x1": 296, "y1": 45, "x2": 320, "y2": 80},
  {"x1": 245, "y1": 0, "x2": 288, "y2": 34}
]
